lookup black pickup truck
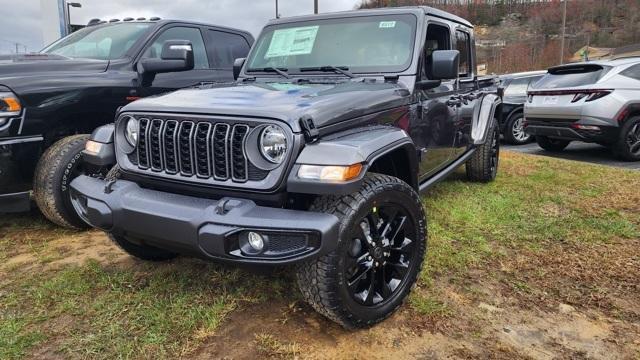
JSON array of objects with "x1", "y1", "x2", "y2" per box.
[
  {"x1": 71, "y1": 7, "x2": 502, "y2": 328},
  {"x1": 0, "y1": 18, "x2": 253, "y2": 228}
]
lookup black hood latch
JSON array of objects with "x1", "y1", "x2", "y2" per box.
[{"x1": 299, "y1": 115, "x2": 319, "y2": 143}]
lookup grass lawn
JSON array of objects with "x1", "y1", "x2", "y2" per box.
[{"x1": 1, "y1": 151, "x2": 638, "y2": 359}]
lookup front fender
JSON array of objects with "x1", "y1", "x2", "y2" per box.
[
  {"x1": 83, "y1": 124, "x2": 115, "y2": 166},
  {"x1": 287, "y1": 125, "x2": 418, "y2": 195},
  {"x1": 472, "y1": 93, "x2": 501, "y2": 145}
]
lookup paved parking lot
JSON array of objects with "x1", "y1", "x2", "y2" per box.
[{"x1": 503, "y1": 141, "x2": 640, "y2": 171}]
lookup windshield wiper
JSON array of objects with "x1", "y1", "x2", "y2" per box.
[
  {"x1": 246, "y1": 67, "x2": 290, "y2": 79},
  {"x1": 299, "y1": 66, "x2": 356, "y2": 78}
]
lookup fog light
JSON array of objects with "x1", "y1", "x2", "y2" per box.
[{"x1": 247, "y1": 231, "x2": 264, "y2": 251}]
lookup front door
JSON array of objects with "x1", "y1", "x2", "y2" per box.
[
  {"x1": 414, "y1": 22, "x2": 459, "y2": 180},
  {"x1": 137, "y1": 25, "x2": 226, "y2": 96}
]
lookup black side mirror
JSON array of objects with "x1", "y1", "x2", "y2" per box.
[
  {"x1": 139, "y1": 40, "x2": 195, "y2": 75},
  {"x1": 431, "y1": 50, "x2": 460, "y2": 80},
  {"x1": 233, "y1": 58, "x2": 246, "y2": 80}
]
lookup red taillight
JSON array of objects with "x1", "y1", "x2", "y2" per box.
[
  {"x1": 585, "y1": 90, "x2": 611, "y2": 102},
  {"x1": 571, "y1": 93, "x2": 587, "y2": 103},
  {"x1": 570, "y1": 90, "x2": 612, "y2": 103},
  {"x1": 529, "y1": 89, "x2": 613, "y2": 103}
]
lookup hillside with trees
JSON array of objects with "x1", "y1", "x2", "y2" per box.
[{"x1": 358, "y1": 0, "x2": 640, "y2": 73}]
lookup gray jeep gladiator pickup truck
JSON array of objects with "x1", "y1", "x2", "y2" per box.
[{"x1": 70, "y1": 7, "x2": 502, "y2": 328}]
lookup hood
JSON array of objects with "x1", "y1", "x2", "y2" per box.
[
  {"x1": 0, "y1": 54, "x2": 109, "y2": 90},
  {"x1": 123, "y1": 80, "x2": 412, "y2": 130}
]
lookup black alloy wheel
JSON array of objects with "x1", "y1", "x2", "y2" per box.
[
  {"x1": 625, "y1": 122, "x2": 640, "y2": 157},
  {"x1": 296, "y1": 173, "x2": 426, "y2": 328},
  {"x1": 345, "y1": 204, "x2": 417, "y2": 306}
]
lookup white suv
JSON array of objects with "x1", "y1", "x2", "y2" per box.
[{"x1": 524, "y1": 58, "x2": 640, "y2": 161}]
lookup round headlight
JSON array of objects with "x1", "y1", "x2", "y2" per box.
[
  {"x1": 124, "y1": 117, "x2": 139, "y2": 146},
  {"x1": 259, "y1": 125, "x2": 287, "y2": 164}
]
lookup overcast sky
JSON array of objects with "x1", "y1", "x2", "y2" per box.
[{"x1": 0, "y1": 0, "x2": 362, "y2": 54}]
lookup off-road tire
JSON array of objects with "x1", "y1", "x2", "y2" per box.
[
  {"x1": 33, "y1": 134, "x2": 91, "y2": 229},
  {"x1": 536, "y1": 136, "x2": 570, "y2": 152},
  {"x1": 612, "y1": 116, "x2": 640, "y2": 161},
  {"x1": 503, "y1": 112, "x2": 531, "y2": 145},
  {"x1": 108, "y1": 233, "x2": 179, "y2": 261},
  {"x1": 295, "y1": 173, "x2": 427, "y2": 329},
  {"x1": 466, "y1": 120, "x2": 500, "y2": 182}
]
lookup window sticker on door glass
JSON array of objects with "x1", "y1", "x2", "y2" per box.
[
  {"x1": 265, "y1": 26, "x2": 319, "y2": 58},
  {"x1": 379, "y1": 21, "x2": 396, "y2": 28}
]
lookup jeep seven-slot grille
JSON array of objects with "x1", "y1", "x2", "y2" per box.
[{"x1": 136, "y1": 118, "x2": 267, "y2": 182}]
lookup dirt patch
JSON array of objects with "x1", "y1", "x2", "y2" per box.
[
  {"x1": 501, "y1": 239, "x2": 640, "y2": 321},
  {"x1": 2, "y1": 231, "x2": 131, "y2": 273},
  {"x1": 191, "y1": 299, "x2": 485, "y2": 360}
]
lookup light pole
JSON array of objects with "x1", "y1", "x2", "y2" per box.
[
  {"x1": 66, "y1": 2, "x2": 82, "y2": 35},
  {"x1": 559, "y1": 0, "x2": 567, "y2": 64},
  {"x1": 275, "y1": 0, "x2": 279, "y2": 18},
  {"x1": 314, "y1": 0, "x2": 318, "y2": 14}
]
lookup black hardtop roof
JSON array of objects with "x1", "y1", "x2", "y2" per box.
[
  {"x1": 88, "y1": 19, "x2": 253, "y2": 37},
  {"x1": 267, "y1": 6, "x2": 473, "y2": 28}
]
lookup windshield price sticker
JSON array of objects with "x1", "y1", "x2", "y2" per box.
[
  {"x1": 266, "y1": 26, "x2": 320, "y2": 58},
  {"x1": 379, "y1": 21, "x2": 397, "y2": 28}
]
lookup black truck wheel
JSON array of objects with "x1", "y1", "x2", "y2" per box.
[
  {"x1": 536, "y1": 136, "x2": 571, "y2": 152},
  {"x1": 503, "y1": 112, "x2": 531, "y2": 145},
  {"x1": 613, "y1": 116, "x2": 640, "y2": 161},
  {"x1": 108, "y1": 233, "x2": 179, "y2": 261},
  {"x1": 296, "y1": 173, "x2": 426, "y2": 329},
  {"x1": 33, "y1": 134, "x2": 93, "y2": 229},
  {"x1": 466, "y1": 121, "x2": 500, "y2": 182}
]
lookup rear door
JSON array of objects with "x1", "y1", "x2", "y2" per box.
[
  {"x1": 452, "y1": 27, "x2": 476, "y2": 159},
  {"x1": 205, "y1": 29, "x2": 253, "y2": 79}
]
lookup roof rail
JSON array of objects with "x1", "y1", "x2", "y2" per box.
[
  {"x1": 87, "y1": 18, "x2": 101, "y2": 26},
  {"x1": 123, "y1": 17, "x2": 134, "y2": 21}
]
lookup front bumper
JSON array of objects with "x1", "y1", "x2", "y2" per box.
[
  {"x1": 525, "y1": 118, "x2": 619, "y2": 143},
  {"x1": 69, "y1": 175, "x2": 340, "y2": 265}
]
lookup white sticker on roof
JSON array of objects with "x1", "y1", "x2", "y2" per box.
[
  {"x1": 265, "y1": 26, "x2": 319, "y2": 58},
  {"x1": 379, "y1": 21, "x2": 396, "y2": 28}
]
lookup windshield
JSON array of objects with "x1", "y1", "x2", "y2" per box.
[
  {"x1": 247, "y1": 14, "x2": 417, "y2": 74},
  {"x1": 42, "y1": 23, "x2": 152, "y2": 60}
]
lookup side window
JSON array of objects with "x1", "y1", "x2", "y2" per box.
[
  {"x1": 455, "y1": 30, "x2": 471, "y2": 78},
  {"x1": 209, "y1": 30, "x2": 251, "y2": 69},
  {"x1": 424, "y1": 23, "x2": 451, "y2": 80},
  {"x1": 621, "y1": 63, "x2": 640, "y2": 81},
  {"x1": 143, "y1": 26, "x2": 209, "y2": 69}
]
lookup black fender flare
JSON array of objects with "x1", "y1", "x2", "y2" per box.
[
  {"x1": 472, "y1": 93, "x2": 502, "y2": 145},
  {"x1": 287, "y1": 125, "x2": 418, "y2": 195}
]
